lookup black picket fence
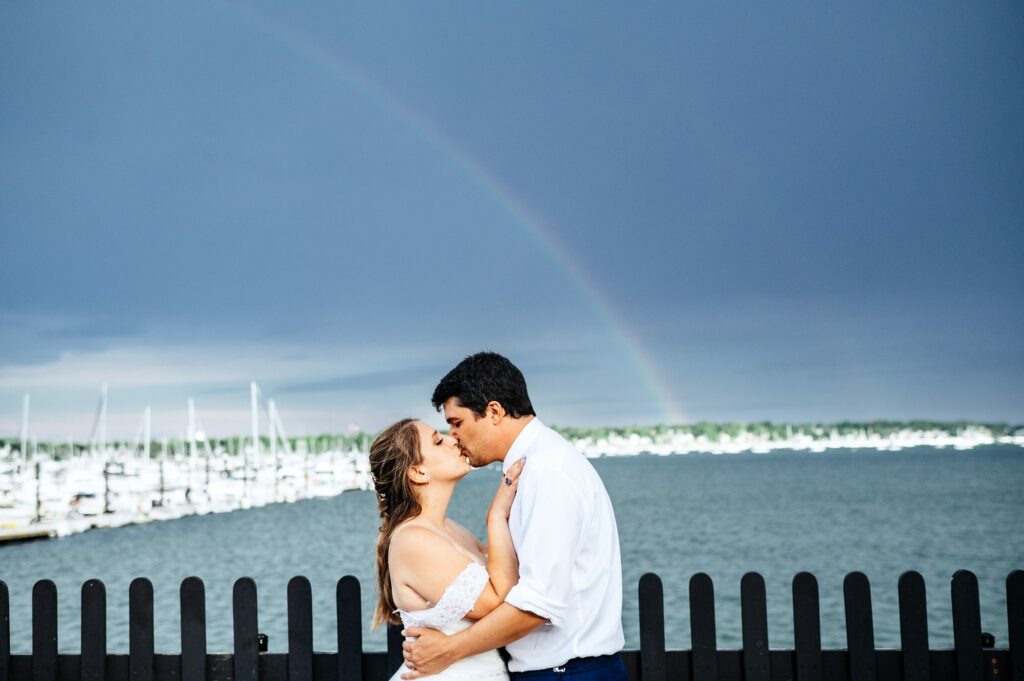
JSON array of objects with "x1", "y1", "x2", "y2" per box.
[{"x1": 1, "y1": 569, "x2": 1021, "y2": 681}]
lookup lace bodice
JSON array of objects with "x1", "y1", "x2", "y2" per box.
[
  {"x1": 397, "y1": 561, "x2": 489, "y2": 629},
  {"x1": 390, "y1": 562, "x2": 507, "y2": 679}
]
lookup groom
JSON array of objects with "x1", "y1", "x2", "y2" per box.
[{"x1": 401, "y1": 352, "x2": 627, "y2": 680}]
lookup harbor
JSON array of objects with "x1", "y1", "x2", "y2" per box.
[
  {"x1": 4, "y1": 381, "x2": 1022, "y2": 545},
  {"x1": 0, "y1": 383, "x2": 372, "y2": 543}
]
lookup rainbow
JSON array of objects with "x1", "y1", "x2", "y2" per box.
[{"x1": 211, "y1": 0, "x2": 687, "y2": 424}]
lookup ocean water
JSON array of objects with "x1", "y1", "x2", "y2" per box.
[{"x1": 1, "y1": 445, "x2": 1021, "y2": 654}]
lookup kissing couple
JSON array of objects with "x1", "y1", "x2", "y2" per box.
[{"x1": 369, "y1": 352, "x2": 627, "y2": 680}]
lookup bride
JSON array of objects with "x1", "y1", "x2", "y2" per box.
[{"x1": 369, "y1": 418, "x2": 524, "y2": 680}]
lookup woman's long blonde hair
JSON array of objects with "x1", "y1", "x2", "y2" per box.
[{"x1": 368, "y1": 418, "x2": 424, "y2": 627}]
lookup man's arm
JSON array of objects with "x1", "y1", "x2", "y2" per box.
[{"x1": 401, "y1": 603, "x2": 545, "y2": 679}]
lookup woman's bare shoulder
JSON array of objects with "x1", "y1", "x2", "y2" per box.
[
  {"x1": 388, "y1": 521, "x2": 477, "y2": 606},
  {"x1": 389, "y1": 521, "x2": 462, "y2": 564}
]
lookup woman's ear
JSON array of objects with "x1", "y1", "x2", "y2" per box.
[{"x1": 407, "y1": 464, "x2": 430, "y2": 485}]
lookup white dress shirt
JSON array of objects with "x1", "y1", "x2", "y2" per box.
[{"x1": 501, "y1": 418, "x2": 625, "y2": 672}]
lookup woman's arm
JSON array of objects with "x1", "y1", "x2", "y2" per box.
[{"x1": 464, "y1": 458, "x2": 524, "y2": 619}]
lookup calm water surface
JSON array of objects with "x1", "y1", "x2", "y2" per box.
[{"x1": 1, "y1": 445, "x2": 1021, "y2": 653}]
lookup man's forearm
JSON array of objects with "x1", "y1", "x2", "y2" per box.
[{"x1": 451, "y1": 603, "x2": 545, "y2": 659}]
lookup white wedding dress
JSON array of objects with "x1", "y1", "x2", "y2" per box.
[{"x1": 390, "y1": 561, "x2": 510, "y2": 680}]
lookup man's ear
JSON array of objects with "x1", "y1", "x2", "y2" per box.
[
  {"x1": 407, "y1": 464, "x2": 430, "y2": 485},
  {"x1": 486, "y1": 401, "x2": 506, "y2": 423}
]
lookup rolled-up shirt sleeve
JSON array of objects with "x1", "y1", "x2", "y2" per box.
[{"x1": 503, "y1": 467, "x2": 584, "y2": 628}]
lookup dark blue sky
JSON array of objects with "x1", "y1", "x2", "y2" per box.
[{"x1": 2, "y1": 2, "x2": 1022, "y2": 438}]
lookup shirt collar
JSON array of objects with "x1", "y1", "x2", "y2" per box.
[{"x1": 502, "y1": 417, "x2": 544, "y2": 473}]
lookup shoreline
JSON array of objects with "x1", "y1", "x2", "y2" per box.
[{"x1": 568, "y1": 430, "x2": 1024, "y2": 457}]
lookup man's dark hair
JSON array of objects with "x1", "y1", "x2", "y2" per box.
[{"x1": 431, "y1": 352, "x2": 536, "y2": 418}]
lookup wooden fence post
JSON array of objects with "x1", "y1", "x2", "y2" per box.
[
  {"x1": 843, "y1": 572, "x2": 876, "y2": 681},
  {"x1": 180, "y1": 577, "x2": 207, "y2": 681},
  {"x1": 689, "y1": 572, "x2": 717, "y2": 681},
  {"x1": 951, "y1": 570, "x2": 983, "y2": 681},
  {"x1": 31, "y1": 580, "x2": 57, "y2": 681},
  {"x1": 336, "y1": 576, "x2": 362, "y2": 681},
  {"x1": 741, "y1": 572, "x2": 770, "y2": 681},
  {"x1": 1007, "y1": 570, "x2": 1023, "y2": 681},
  {"x1": 81, "y1": 580, "x2": 106, "y2": 681},
  {"x1": 233, "y1": 578, "x2": 259, "y2": 681},
  {"x1": 129, "y1": 578, "x2": 154, "y2": 681},
  {"x1": 386, "y1": 625, "x2": 403, "y2": 679},
  {"x1": 1, "y1": 581, "x2": 10, "y2": 681},
  {"x1": 287, "y1": 577, "x2": 313, "y2": 681},
  {"x1": 638, "y1": 573, "x2": 666, "y2": 681},
  {"x1": 792, "y1": 572, "x2": 821, "y2": 681},
  {"x1": 897, "y1": 571, "x2": 928, "y2": 681}
]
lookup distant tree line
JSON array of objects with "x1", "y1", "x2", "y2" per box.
[
  {"x1": 552, "y1": 420, "x2": 1024, "y2": 442},
  {"x1": 3, "y1": 420, "x2": 1021, "y2": 458}
]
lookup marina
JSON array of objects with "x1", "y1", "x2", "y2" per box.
[
  {"x1": 0, "y1": 384, "x2": 372, "y2": 543},
  {"x1": 4, "y1": 382, "x2": 1022, "y2": 544}
]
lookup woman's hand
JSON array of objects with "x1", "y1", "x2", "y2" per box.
[{"x1": 488, "y1": 458, "x2": 525, "y2": 521}]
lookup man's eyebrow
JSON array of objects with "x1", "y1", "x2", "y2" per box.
[{"x1": 445, "y1": 416, "x2": 457, "y2": 424}]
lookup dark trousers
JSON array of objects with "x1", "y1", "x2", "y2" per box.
[{"x1": 509, "y1": 654, "x2": 627, "y2": 680}]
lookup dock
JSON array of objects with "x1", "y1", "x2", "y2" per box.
[{"x1": 0, "y1": 524, "x2": 58, "y2": 543}]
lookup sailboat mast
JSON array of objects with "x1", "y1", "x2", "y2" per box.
[
  {"x1": 188, "y1": 398, "x2": 198, "y2": 463},
  {"x1": 20, "y1": 393, "x2": 29, "y2": 466},
  {"x1": 249, "y1": 381, "x2": 258, "y2": 500},
  {"x1": 99, "y1": 383, "x2": 108, "y2": 455},
  {"x1": 144, "y1": 406, "x2": 152, "y2": 460},
  {"x1": 269, "y1": 399, "x2": 278, "y2": 501},
  {"x1": 34, "y1": 459, "x2": 42, "y2": 522}
]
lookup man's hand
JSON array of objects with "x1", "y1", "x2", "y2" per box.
[{"x1": 400, "y1": 627, "x2": 459, "y2": 679}]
